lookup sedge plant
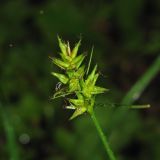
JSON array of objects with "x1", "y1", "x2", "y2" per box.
[
  {"x1": 51, "y1": 37, "x2": 151, "y2": 160},
  {"x1": 51, "y1": 36, "x2": 116, "y2": 160}
]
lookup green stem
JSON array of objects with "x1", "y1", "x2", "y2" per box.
[{"x1": 90, "y1": 111, "x2": 116, "y2": 160}]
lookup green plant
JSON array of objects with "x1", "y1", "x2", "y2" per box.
[
  {"x1": 51, "y1": 37, "x2": 151, "y2": 160},
  {"x1": 51, "y1": 36, "x2": 116, "y2": 160}
]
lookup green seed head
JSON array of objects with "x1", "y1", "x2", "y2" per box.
[{"x1": 51, "y1": 37, "x2": 108, "y2": 119}]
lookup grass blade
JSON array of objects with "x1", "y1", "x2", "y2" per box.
[
  {"x1": 122, "y1": 55, "x2": 160, "y2": 105},
  {"x1": 0, "y1": 103, "x2": 19, "y2": 160}
]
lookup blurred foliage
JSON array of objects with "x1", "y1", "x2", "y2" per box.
[{"x1": 0, "y1": 0, "x2": 160, "y2": 160}]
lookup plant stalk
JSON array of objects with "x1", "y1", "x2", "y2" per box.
[{"x1": 90, "y1": 111, "x2": 116, "y2": 160}]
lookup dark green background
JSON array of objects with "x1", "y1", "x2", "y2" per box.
[{"x1": 0, "y1": 0, "x2": 160, "y2": 160}]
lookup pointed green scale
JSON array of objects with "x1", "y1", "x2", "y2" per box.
[
  {"x1": 85, "y1": 65, "x2": 97, "y2": 85},
  {"x1": 74, "y1": 65, "x2": 85, "y2": 78},
  {"x1": 71, "y1": 39, "x2": 81, "y2": 58},
  {"x1": 76, "y1": 92, "x2": 84, "y2": 100},
  {"x1": 69, "y1": 99, "x2": 84, "y2": 106},
  {"x1": 60, "y1": 53, "x2": 72, "y2": 62},
  {"x1": 69, "y1": 107, "x2": 86, "y2": 120},
  {"x1": 67, "y1": 66, "x2": 85, "y2": 79},
  {"x1": 92, "y1": 73, "x2": 99, "y2": 86},
  {"x1": 66, "y1": 70, "x2": 75, "y2": 78},
  {"x1": 67, "y1": 41, "x2": 71, "y2": 56},
  {"x1": 69, "y1": 78, "x2": 80, "y2": 92},
  {"x1": 82, "y1": 80, "x2": 93, "y2": 98},
  {"x1": 82, "y1": 88, "x2": 92, "y2": 98},
  {"x1": 92, "y1": 86, "x2": 108, "y2": 94},
  {"x1": 51, "y1": 72, "x2": 69, "y2": 84},
  {"x1": 76, "y1": 55, "x2": 86, "y2": 69},
  {"x1": 57, "y1": 36, "x2": 67, "y2": 56},
  {"x1": 52, "y1": 58, "x2": 69, "y2": 69},
  {"x1": 73, "y1": 54, "x2": 86, "y2": 69},
  {"x1": 65, "y1": 105, "x2": 76, "y2": 110},
  {"x1": 89, "y1": 65, "x2": 97, "y2": 80}
]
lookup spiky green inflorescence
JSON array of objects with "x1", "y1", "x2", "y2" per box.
[{"x1": 51, "y1": 36, "x2": 108, "y2": 120}]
